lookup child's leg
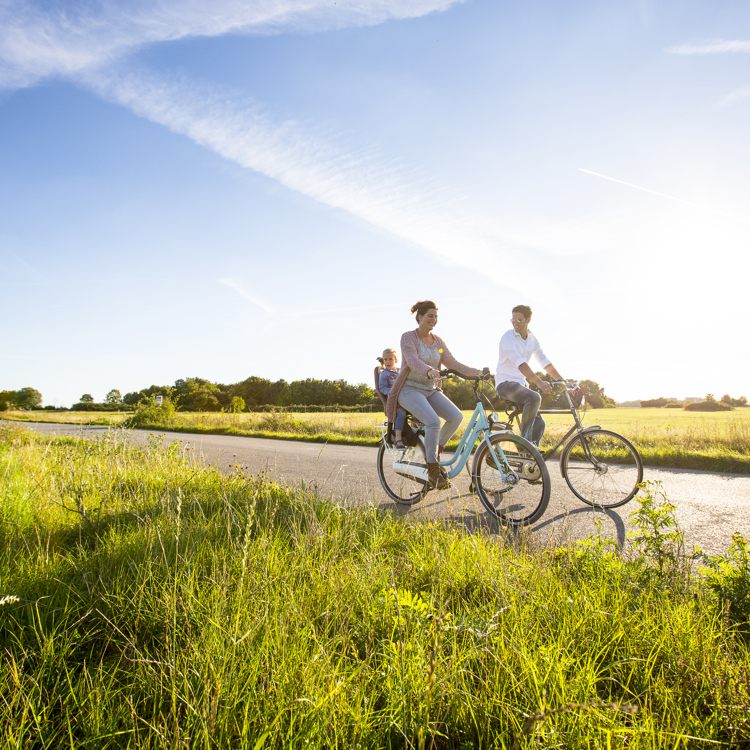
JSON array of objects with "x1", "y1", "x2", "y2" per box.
[{"x1": 394, "y1": 409, "x2": 406, "y2": 442}]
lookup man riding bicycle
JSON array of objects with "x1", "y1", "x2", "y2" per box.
[{"x1": 495, "y1": 305, "x2": 564, "y2": 446}]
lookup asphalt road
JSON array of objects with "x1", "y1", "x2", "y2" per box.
[{"x1": 22, "y1": 422, "x2": 750, "y2": 556}]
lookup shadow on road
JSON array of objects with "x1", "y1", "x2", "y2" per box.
[
  {"x1": 532, "y1": 505, "x2": 627, "y2": 551},
  {"x1": 377, "y1": 487, "x2": 628, "y2": 551}
]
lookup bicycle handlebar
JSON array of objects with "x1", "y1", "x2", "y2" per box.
[
  {"x1": 540, "y1": 380, "x2": 579, "y2": 389},
  {"x1": 439, "y1": 368, "x2": 493, "y2": 382}
]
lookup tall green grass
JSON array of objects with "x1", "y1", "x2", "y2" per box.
[
  {"x1": 1, "y1": 421, "x2": 749, "y2": 748},
  {"x1": 8, "y1": 406, "x2": 750, "y2": 473}
]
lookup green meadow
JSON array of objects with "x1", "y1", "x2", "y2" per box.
[
  {"x1": 1, "y1": 421, "x2": 749, "y2": 748},
  {"x1": 7, "y1": 406, "x2": 750, "y2": 474}
]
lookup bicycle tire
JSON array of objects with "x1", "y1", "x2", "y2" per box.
[
  {"x1": 561, "y1": 429, "x2": 643, "y2": 508},
  {"x1": 377, "y1": 440, "x2": 428, "y2": 505},
  {"x1": 471, "y1": 433, "x2": 551, "y2": 527}
]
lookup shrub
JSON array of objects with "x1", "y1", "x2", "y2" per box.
[
  {"x1": 701, "y1": 534, "x2": 750, "y2": 630},
  {"x1": 641, "y1": 397, "x2": 669, "y2": 408},
  {"x1": 628, "y1": 480, "x2": 686, "y2": 583},
  {"x1": 685, "y1": 400, "x2": 732, "y2": 412},
  {"x1": 123, "y1": 395, "x2": 177, "y2": 428},
  {"x1": 70, "y1": 402, "x2": 132, "y2": 412}
]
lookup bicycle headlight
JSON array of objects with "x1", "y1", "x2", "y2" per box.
[{"x1": 489, "y1": 412, "x2": 499, "y2": 424}]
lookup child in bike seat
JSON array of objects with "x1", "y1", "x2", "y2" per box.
[{"x1": 379, "y1": 348, "x2": 407, "y2": 449}]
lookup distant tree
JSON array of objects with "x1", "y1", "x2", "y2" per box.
[
  {"x1": 720, "y1": 394, "x2": 748, "y2": 407},
  {"x1": 174, "y1": 378, "x2": 222, "y2": 411},
  {"x1": 442, "y1": 378, "x2": 480, "y2": 410},
  {"x1": 641, "y1": 397, "x2": 669, "y2": 408},
  {"x1": 231, "y1": 396, "x2": 245, "y2": 413},
  {"x1": 705, "y1": 393, "x2": 716, "y2": 402},
  {"x1": 105, "y1": 389, "x2": 122, "y2": 404},
  {"x1": 578, "y1": 380, "x2": 615, "y2": 409},
  {"x1": 80, "y1": 394, "x2": 94, "y2": 403},
  {"x1": 534, "y1": 373, "x2": 615, "y2": 409},
  {"x1": 15, "y1": 387, "x2": 43, "y2": 410},
  {"x1": 685, "y1": 400, "x2": 732, "y2": 412}
]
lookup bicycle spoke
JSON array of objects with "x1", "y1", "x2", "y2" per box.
[
  {"x1": 377, "y1": 441, "x2": 428, "y2": 505},
  {"x1": 473, "y1": 434, "x2": 550, "y2": 526},
  {"x1": 562, "y1": 430, "x2": 643, "y2": 508}
]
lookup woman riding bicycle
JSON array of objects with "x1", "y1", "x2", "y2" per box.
[{"x1": 385, "y1": 300, "x2": 483, "y2": 491}]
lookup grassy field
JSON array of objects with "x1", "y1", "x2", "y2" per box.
[
  {"x1": 7, "y1": 405, "x2": 750, "y2": 474},
  {"x1": 1, "y1": 420, "x2": 749, "y2": 748}
]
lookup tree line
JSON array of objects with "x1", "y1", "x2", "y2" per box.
[
  {"x1": 441, "y1": 374, "x2": 616, "y2": 410},
  {"x1": 640, "y1": 393, "x2": 747, "y2": 411},
  {"x1": 78, "y1": 376, "x2": 378, "y2": 412},
  {"x1": 1, "y1": 375, "x2": 626, "y2": 413}
]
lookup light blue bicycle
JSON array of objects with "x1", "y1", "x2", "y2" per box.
[{"x1": 377, "y1": 370, "x2": 551, "y2": 527}]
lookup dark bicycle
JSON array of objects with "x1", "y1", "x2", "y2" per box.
[{"x1": 498, "y1": 381, "x2": 644, "y2": 508}]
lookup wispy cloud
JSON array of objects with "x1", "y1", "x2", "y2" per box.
[
  {"x1": 720, "y1": 85, "x2": 750, "y2": 106},
  {"x1": 666, "y1": 39, "x2": 750, "y2": 55},
  {"x1": 580, "y1": 168, "x2": 750, "y2": 224},
  {"x1": 0, "y1": 0, "x2": 463, "y2": 90},
  {"x1": 219, "y1": 278, "x2": 276, "y2": 313},
  {"x1": 2, "y1": 0, "x2": 560, "y2": 293},
  {"x1": 81, "y1": 66, "x2": 553, "y2": 288}
]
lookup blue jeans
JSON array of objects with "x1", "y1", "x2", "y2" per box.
[
  {"x1": 496, "y1": 381, "x2": 545, "y2": 445},
  {"x1": 397, "y1": 386, "x2": 463, "y2": 463},
  {"x1": 382, "y1": 388, "x2": 406, "y2": 433}
]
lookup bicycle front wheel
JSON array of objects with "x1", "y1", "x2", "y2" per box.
[
  {"x1": 561, "y1": 429, "x2": 643, "y2": 508},
  {"x1": 377, "y1": 441, "x2": 428, "y2": 506},
  {"x1": 471, "y1": 433, "x2": 550, "y2": 527}
]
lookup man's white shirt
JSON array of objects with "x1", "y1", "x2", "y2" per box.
[{"x1": 495, "y1": 329, "x2": 552, "y2": 386}]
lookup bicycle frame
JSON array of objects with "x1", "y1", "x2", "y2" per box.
[
  {"x1": 438, "y1": 379, "x2": 520, "y2": 480},
  {"x1": 504, "y1": 385, "x2": 604, "y2": 476},
  {"x1": 440, "y1": 399, "x2": 494, "y2": 479},
  {"x1": 387, "y1": 375, "x2": 516, "y2": 481}
]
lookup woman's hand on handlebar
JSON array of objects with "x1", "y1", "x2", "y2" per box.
[{"x1": 439, "y1": 367, "x2": 493, "y2": 383}]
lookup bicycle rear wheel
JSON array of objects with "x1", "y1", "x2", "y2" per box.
[
  {"x1": 471, "y1": 433, "x2": 550, "y2": 527},
  {"x1": 561, "y1": 429, "x2": 643, "y2": 508},
  {"x1": 377, "y1": 440, "x2": 428, "y2": 505}
]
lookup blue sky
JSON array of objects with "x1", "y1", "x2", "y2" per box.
[{"x1": 2, "y1": 0, "x2": 749, "y2": 407}]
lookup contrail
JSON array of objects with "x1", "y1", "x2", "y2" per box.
[{"x1": 579, "y1": 168, "x2": 750, "y2": 224}]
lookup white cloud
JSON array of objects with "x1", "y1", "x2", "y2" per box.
[
  {"x1": 720, "y1": 85, "x2": 750, "y2": 106},
  {"x1": 83, "y1": 66, "x2": 556, "y2": 290},
  {"x1": 579, "y1": 168, "x2": 750, "y2": 224},
  {"x1": 219, "y1": 278, "x2": 276, "y2": 313},
  {"x1": 0, "y1": 0, "x2": 464, "y2": 89},
  {"x1": 666, "y1": 39, "x2": 750, "y2": 55}
]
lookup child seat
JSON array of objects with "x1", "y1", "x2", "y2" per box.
[
  {"x1": 374, "y1": 365, "x2": 421, "y2": 447},
  {"x1": 374, "y1": 365, "x2": 388, "y2": 412}
]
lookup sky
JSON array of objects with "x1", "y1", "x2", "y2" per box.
[{"x1": 1, "y1": 0, "x2": 749, "y2": 407}]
